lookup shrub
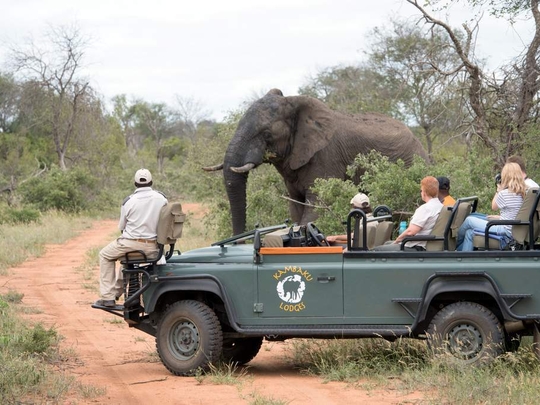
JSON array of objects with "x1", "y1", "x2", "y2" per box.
[
  {"x1": 1, "y1": 207, "x2": 41, "y2": 224},
  {"x1": 18, "y1": 166, "x2": 99, "y2": 213}
]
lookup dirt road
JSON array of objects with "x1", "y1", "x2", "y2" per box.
[{"x1": 0, "y1": 204, "x2": 423, "y2": 404}]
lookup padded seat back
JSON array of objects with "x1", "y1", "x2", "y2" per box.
[
  {"x1": 472, "y1": 188, "x2": 540, "y2": 250},
  {"x1": 425, "y1": 206, "x2": 453, "y2": 251},
  {"x1": 423, "y1": 196, "x2": 477, "y2": 251},
  {"x1": 157, "y1": 202, "x2": 186, "y2": 246},
  {"x1": 373, "y1": 221, "x2": 393, "y2": 247},
  {"x1": 512, "y1": 188, "x2": 540, "y2": 245},
  {"x1": 122, "y1": 201, "x2": 185, "y2": 266},
  {"x1": 263, "y1": 228, "x2": 289, "y2": 247},
  {"x1": 352, "y1": 221, "x2": 378, "y2": 249}
]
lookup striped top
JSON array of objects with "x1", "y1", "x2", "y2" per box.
[{"x1": 496, "y1": 189, "x2": 523, "y2": 230}]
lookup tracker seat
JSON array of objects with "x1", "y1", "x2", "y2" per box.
[{"x1": 120, "y1": 202, "x2": 186, "y2": 267}]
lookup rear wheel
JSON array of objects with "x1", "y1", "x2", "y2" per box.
[
  {"x1": 427, "y1": 301, "x2": 504, "y2": 365},
  {"x1": 156, "y1": 300, "x2": 223, "y2": 376},
  {"x1": 221, "y1": 337, "x2": 263, "y2": 365},
  {"x1": 533, "y1": 323, "x2": 540, "y2": 361}
]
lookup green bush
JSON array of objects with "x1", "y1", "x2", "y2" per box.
[
  {"x1": 18, "y1": 166, "x2": 99, "y2": 213},
  {"x1": 311, "y1": 178, "x2": 360, "y2": 235},
  {"x1": 1, "y1": 207, "x2": 41, "y2": 224}
]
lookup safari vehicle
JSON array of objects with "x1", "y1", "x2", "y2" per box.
[{"x1": 93, "y1": 193, "x2": 540, "y2": 376}]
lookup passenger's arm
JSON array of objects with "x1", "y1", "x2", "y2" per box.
[
  {"x1": 492, "y1": 185, "x2": 504, "y2": 211},
  {"x1": 394, "y1": 224, "x2": 422, "y2": 244},
  {"x1": 327, "y1": 234, "x2": 347, "y2": 244}
]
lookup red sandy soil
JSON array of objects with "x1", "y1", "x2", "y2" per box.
[{"x1": 0, "y1": 203, "x2": 424, "y2": 405}]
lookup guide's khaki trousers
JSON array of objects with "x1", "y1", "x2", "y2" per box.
[{"x1": 99, "y1": 238, "x2": 159, "y2": 300}]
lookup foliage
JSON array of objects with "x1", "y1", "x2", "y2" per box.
[
  {"x1": 365, "y1": 19, "x2": 467, "y2": 160},
  {"x1": 19, "y1": 166, "x2": 99, "y2": 213},
  {"x1": 310, "y1": 149, "x2": 498, "y2": 233},
  {"x1": 311, "y1": 178, "x2": 360, "y2": 235},
  {"x1": 0, "y1": 206, "x2": 41, "y2": 225},
  {"x1": 348, "y1": 151, "x2": 429, "y2": 214},
  {"x1": 299, "y1": 65, "x2": 398, "y2": 117}
]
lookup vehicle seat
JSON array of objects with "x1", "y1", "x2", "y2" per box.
[
  {"x1": 425, "y1": 196, "x2": 477, "y2": 251},
  {"x1": 263, "y1": 228, "x2": 289, "y2": 247},
  {"x1": 472, "y1": 188, "x2": 540, "y2": 250},
  {"x1": 400, "y1": 196, "x2": 478, "y2": 251},
  {"x1": 121, "y1": 202, "x2": 186, "y2": 266},
  {"x1": 351, "y1": 221, "x2": 377, "y2": 249},
  {"x1": 263, "y1": 225, "x2": 306, "y2": 247},
  {"x1": 373, "y1": 221, "x2": 393, "y2": 248}
]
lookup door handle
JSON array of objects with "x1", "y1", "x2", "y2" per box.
[{"x1": 317, "y1": 276, "x2": 336, "y2": 283}]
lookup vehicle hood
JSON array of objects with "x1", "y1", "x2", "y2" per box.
[{"x1": 166, "y1": 244, "x2": 255, "y2": 264}]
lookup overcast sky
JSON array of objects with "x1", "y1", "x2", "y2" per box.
[{"x1": 0, "y1": 0, "x2": 534, "y2": 121}]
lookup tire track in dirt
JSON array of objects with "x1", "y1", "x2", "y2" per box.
[{"x1": 0, "y1": 206, "x2": 424, "y2": 405}]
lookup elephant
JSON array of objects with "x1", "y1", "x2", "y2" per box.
[{"x1": 204, "y1": 89, "x2": 428, "y2": 236}]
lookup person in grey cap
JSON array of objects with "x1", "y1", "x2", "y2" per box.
[
  {"x1": 94, "y1": 168, "x2": 167, "y2": 308},
  {"x1": 436, "y1": 176, "x2": 456, "y2": 207}
]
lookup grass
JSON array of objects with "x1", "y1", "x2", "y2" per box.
[
  {"x1": 194, "y1": 361, "x2": 251, "y2": 386},
  {"x1": 285, "y1": 337, "x2": 540, "y2": 404},
  {"x1": 0, "y1": 213, "x2": 107, "y2": 403},
  {"x1": 0, "y1": 210, "x2": 95, "y2": 275},
  {"x1": 0, "y1": 290, "x2": 103, "y2": 404}
]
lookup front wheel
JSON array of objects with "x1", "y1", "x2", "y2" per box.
[
  {"x1": 427, "y1": 301, "x2": 504, "y2": 365},
  {"x1": 156, "y1": 300, "x2": 223, "y2": 376}
]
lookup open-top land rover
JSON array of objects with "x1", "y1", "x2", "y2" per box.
[{"x1": 93, "y1": 194, "x2": 540, "y2": 376}]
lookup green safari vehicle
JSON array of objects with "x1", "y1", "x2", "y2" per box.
[{"x1": 93, "y1": 195, "x2": 540, "y2": 376}]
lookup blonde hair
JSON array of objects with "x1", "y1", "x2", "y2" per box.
[
  {"x1": 501, "y1": 162, "x2": 526, "y2": 197},
  {"x1": 421, "y1": 176, "x2": 439, "y2": 198}
]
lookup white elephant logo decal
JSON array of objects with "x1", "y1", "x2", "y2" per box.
[{"x1": 276, "y1": 274, "x2": 306, "y2": 304}]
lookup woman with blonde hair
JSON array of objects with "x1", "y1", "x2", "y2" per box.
[{"x1": 457, "y1": 162, "x2": 526, "y2": 251}]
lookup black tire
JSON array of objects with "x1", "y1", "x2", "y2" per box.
[
  {"x1": 533, "y1": 323, "x2": 540, "y2": 361},
  {"x1": 221, "y1": 337, "x2": 263, "y2": 365},
  {"x1": 156, "y1": 300, "x2": 223, "y2": 376},
  {"x1": 427, "y1": 301, "x2": 504, "y2": 365}
]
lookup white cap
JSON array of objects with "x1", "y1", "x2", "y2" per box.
[
  {"x1": 350, "y1": 193, "x2": 370, "y2": 208},
  {"x1": 134, "y1": 168, "x2": 152, "y2": 185}
]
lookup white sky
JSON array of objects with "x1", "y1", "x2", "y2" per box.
[{"x1": 0, "y1": 0, "x2": 534, "y2": 121}]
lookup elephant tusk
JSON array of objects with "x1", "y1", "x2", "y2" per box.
[
  {"x1": 231, "y1": 163, "x2": 255, "y2": 173},
  {"x1": 202, "y1": 163, "x2": 224, "y2": 172}
]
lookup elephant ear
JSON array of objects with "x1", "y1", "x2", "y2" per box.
[{"x1": 289, "y1": 97, "x2": 334, "y2": 171}]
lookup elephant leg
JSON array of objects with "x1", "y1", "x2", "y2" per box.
[
  {"x1": 288, "y1": 198, "x2": 304, "y2": 224},
  {"x1": 300, "y1": 189, "x2": 320, "y2": 225}
]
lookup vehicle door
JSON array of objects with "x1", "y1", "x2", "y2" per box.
[{"x1": 256, "y1": 247, "x2": 344, "y2": 319}]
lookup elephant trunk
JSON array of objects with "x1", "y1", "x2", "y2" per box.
[
  {"x1": 223, "y1": 127, "x2": 266, "y2": 235},
  {"x1": 224, "y1": 167, "x2": 249, "y2": 235}
]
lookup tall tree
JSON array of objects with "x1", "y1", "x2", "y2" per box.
[
  {"x1": 174, "y1": 95, "x2": 211, "y2": 142},
  {"x1": 111, "y1": 94, "x2": 139, "y2": 155},
  {"x1": 365, "y1": 19, "x2": 467, "y2": 160},
  {"x1": 299, "y1": 65, "x2": 399, "y2": 117},
  {"x1": 132, "y1": 101, "x2": 179, "y2": 174},
  {"x1": 0, "y1": 72, "x2": 20, "y2": 133},
  {"x1": 406, "y1": 0, "x2": 540, "y2": 166},
  {"x1": 9, "y1": 24, "x2": 94, "y2": 170}
]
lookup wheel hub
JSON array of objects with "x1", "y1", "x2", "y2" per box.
[
  {"x1": 170, "y1": 320, "x2": 200, "y2": 360},
  {"x1": 448, "y1": 323, "x2": 483, "y2": 359}
]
